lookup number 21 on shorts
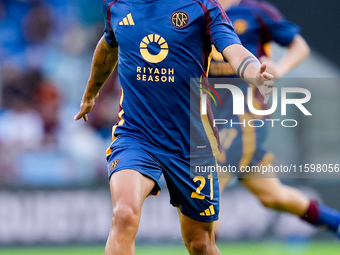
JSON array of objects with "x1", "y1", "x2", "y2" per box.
[{"x1": 191, "y1": 174, "x2": 214, "y2": 200}]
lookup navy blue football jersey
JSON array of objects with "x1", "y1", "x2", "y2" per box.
[{"x1": 103, "y1": 0, "x2": 240, "y2": 157}]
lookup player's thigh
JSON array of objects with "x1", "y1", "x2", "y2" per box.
[
  {"x1": 177, "y1": 208, "x2": 214, "y2": 242},
  {"x1": 106, "y1": 137, "x2": 163, "y2": 208},
  {"x1": 241, "y1": 177, "x2": 283, "y2": 198},
  {"x1": 162, "y1": 155, "x2": 219, "y2": 223},
  {"x1": 109, "y1": 169, "x2": 156, "y2": 210}
]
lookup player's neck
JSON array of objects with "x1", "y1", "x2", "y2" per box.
[{"x1": 219, "y1": 0, "x2": 241, "y2": 10}]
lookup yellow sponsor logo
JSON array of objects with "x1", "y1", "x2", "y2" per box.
[
  {"x1": 136, "y1": 66, "x2": 175, "y2": 82},
  {"x1": 140, "y1": 34, "x2": 169, "y2": 63}
]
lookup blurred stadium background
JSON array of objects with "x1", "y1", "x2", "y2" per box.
[{"x1": 0, "y1": 0, "x2": 339, "y2": 254}]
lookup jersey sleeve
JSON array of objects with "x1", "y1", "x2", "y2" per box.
[
  {"x1": 103, "y1": 0, "x2": 119, "y2": 47},
  {"x1": 258, "y1": 2, "x2": 300, "y2": 46},
  {"x1": 204, "y1": 0, "x2": 241, "y2": 52}
]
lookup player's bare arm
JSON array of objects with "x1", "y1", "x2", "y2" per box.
[
  {"x1": 74, "y1": 36, "x2": 118, "y2": 122},
  {"x1": 222, "y1": 43, "x2": 274, "y2": 103},
  {"x1": 260, "y1": 35, "x2": 310, "y2": 78}
]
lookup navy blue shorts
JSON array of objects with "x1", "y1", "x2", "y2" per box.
[
  {"x1": 106, "y1": 135, "x2": 219, "y2": 222},
  {"x1": 215, "y1": 113, "x2": 275, "y2": 178}
]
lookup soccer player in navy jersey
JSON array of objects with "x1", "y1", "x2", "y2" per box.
[
  {"x1": 74, "y1": 0, "x2": 274, "y2": 254},
  {"x1": 211, "y1": 0, "x2": 340, "y2": 238}
]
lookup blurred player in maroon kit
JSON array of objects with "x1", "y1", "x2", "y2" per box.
[{"x1": 211, "y1": 0, "x2": 340, "y2": 238}]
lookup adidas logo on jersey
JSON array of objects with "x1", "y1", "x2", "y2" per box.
[{"x1": 119, "y1": 13, "x2": 135, "y2": 25}]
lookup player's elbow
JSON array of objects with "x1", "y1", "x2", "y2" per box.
[
  {"x1": 300, "y1": 41, "x2": 310, "y2": 60},
  {"x1": 293, "y1": 35, "x2": 311, "y2": 60}
]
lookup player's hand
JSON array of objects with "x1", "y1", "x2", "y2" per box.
[
  {"x1": 256, "y1": 62, "x2": 274, "y2": 104},
  {"x1": 74, "y1": 98, "x2": 95, "y2": 122},
  {"x1": 259, "y1": 56, "x2": 281, "y2": 78}
]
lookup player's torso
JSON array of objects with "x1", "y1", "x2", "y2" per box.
[
  {"x1": 106, "y1": 0, "x2": 215, "y2": 157},
  {"x1": 108, "y1": 0, "x2": 208, "y2": 81}
]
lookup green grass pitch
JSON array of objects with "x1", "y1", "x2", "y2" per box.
[{"x1": 0, "y1": 242, "x2": 339, "y2": 255}]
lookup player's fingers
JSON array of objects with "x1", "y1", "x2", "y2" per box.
[
  {"x1": 263, "y1": 86, "x2": 273, "y2": 104},
  {"x1": 262, "y1": 72, "x2": 274, "y2": 81},
  {"x1": 265, "y1": 87, "x2": 273, "y2": 95},
  {"x1": 259, "y1": 62, "x2": 267, "y2": 74},
  {"x1": 264, "y1": 79, "x2": 274, "y2": 89},
  {"x1": 74, "y1": 112, "x2": 82, "y2": 121},
  {"x1": 74, "y1": 111, "x2": 86, "y2": 121},
  {"x1": 259, "y1": 56, "x2": 269, "y2": 63},
  {"x1": 263, "y1": 95, "x2": 269, "y2": 105},
  {"x1": 83, "y1": 114, "x2": 88, "y2": 122}
]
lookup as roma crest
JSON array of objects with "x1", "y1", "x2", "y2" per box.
[{"x1": 171, "y1": 11, "x2": 189, "y2": 29}]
